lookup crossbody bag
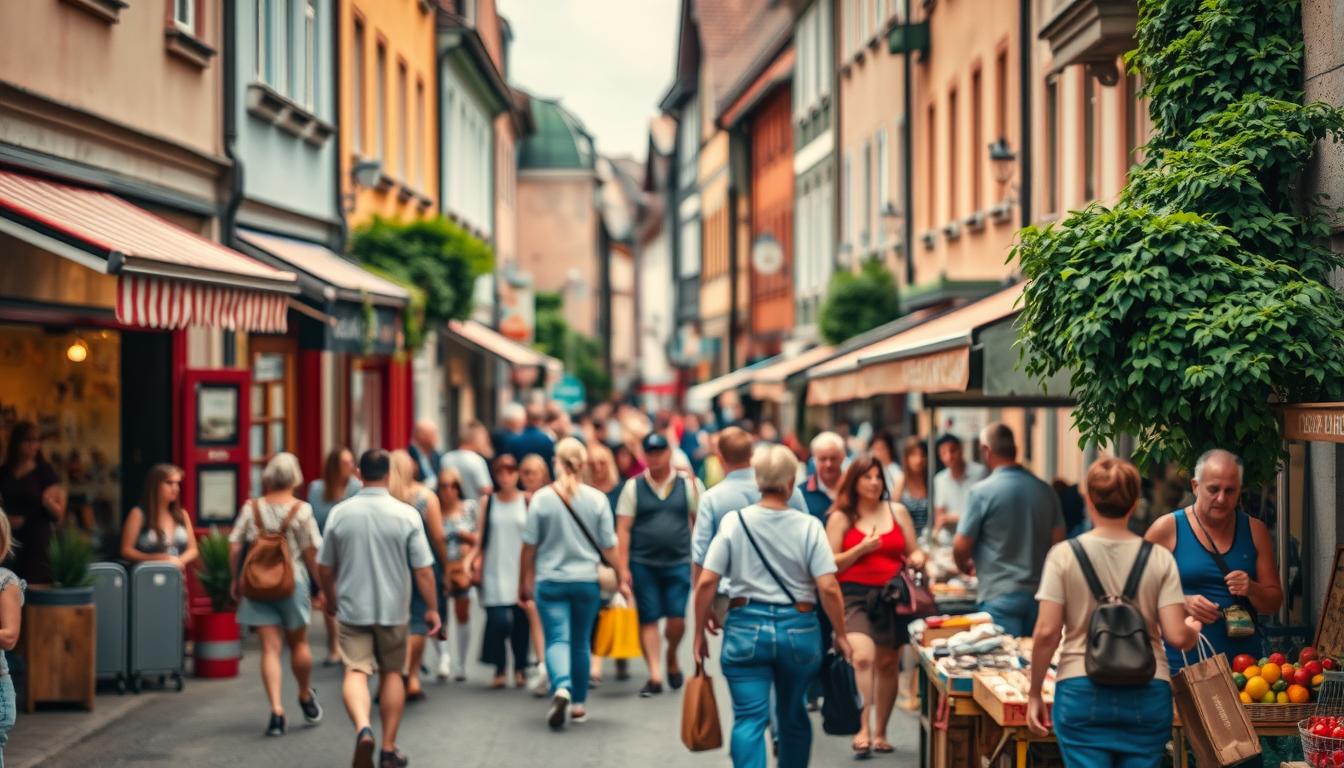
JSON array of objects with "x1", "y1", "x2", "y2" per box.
[
  {"x1": 734, "y1": 509, "x2": 812, "y2": 612},
  {"x1": 1187, "y1": 508, "x2": 1259, "y2": 640},
  {"x1": 554, "y1": 486, "x2": 619, "y2": 599}
]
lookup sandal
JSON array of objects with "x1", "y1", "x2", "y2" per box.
[
  {"x1": 490, "y1": 676, "x2": 506, "y2": 690},
  {"x1": 873, "y1": 740, "x2": 895, "y2": 754},
  {"x1": 852, "y1": 736, "x2": 873, "y2": 758}
]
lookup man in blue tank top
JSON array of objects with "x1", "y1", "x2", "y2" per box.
[{"x1": 1144, "y1": 448, "x2": 1282, "y2": 672}]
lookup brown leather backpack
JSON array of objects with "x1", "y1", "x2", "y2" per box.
[{"x1": 240, "y1": 500, "x2": 300, "y2": 602}]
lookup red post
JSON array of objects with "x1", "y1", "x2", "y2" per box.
[{"x1": 296, "y1": 349, "x2": 322, "y2": 488}]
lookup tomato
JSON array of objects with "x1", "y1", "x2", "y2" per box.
[
  {"x1": 1298, "y1": 668, "x2": 1315, "y2": 687},
  {"x1": 1331, "y1": 726, "x2": 1344, "y2": 740},
  {"x1": 1313, "y1": 723, "x2": 1332, "y2": 737},
  {"x1": 1269, "y1": 652, "x2": 1288, "y2": 666},
  {"x1": 1325, "y1": 658, "x2": 1338, "y2": 671},
  {"x1": 1301, "y1": 647, "x2": 1320, "y2": 664},
  {"x1": 1333, "y1": 750, "x2": 1344, "y2": 767},
  {"x1": 1232, "y1": 654, "x2": 1256, "y2": 673},
  {"x1": 1308, "y1": 660, "x2": 1325, "y2": 677}
]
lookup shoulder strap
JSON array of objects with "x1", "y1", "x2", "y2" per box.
[
  {"x1": 736, "y1": 510, "x2": 798, "y2": 606},
  {"x1": 1068, "y1": 538, "x2": 1109, "y2": 601},
  {"x1": 1122, "y1": 541, "x2": 1153, "y2": 600},
  {"x1": 249, "y1": 499, "x2": 264, "y2": 532},
  {"x1": 555, "y1": 486, "x2": 612, "y2": 568}
]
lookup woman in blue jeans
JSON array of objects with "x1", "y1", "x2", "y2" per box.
[
  {"x1": 0, "y1": 511, "x2": 21, "y2": 766},
  {"x1": 520, "y1": 438, "x2": 630, "y2": 730},
  {"x1": 1027, "y1": 458, "x2": 1201, "y2": 768},
  {"x1": 693, "y1": 445, "x2": 851, "y2": 768}
]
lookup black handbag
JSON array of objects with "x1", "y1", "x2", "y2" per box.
[{"x1": 820, "y1": 649, "x2": 864, "y2": 735}]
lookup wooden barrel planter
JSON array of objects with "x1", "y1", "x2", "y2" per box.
[
  {"x1": 192, "y1": 610, "x2": 240, "y2": 678},
  {"x1": 23, "y1": 586, "x2": 96, "y2": 712}
]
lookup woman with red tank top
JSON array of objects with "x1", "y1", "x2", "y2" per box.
[{"x1": 826, "y1": 454, "x2": 927, "y2": 757}]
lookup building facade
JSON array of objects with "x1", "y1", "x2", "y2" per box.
[
  {"x1": 791, "y1": 0, "x2": 836, "y2": 342},
  {"x1": 636, "y1": 116, "x2": 679, "y2": 410}
]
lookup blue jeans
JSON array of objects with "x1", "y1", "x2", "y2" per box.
[
  {"x1": 721, "y1": 604, "x2": 822, "y2": 768},
  {"x1": 535, "y1": 580, "x2": 602, "y2": 705},
  {"x1": 0, "y1": 674, "x2": 14, "y2": 766},
  {"x1": 979, "y1": 590, "x2": 1039, "y2": 637},
  {"x1": 1052, "y1": 677, "x2": 1172, "y2": 768}
]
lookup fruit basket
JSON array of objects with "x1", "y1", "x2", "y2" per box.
[
  {"x1": 1231, "y1": 649, "x2": 1331, "y2": 722},
  {"x1": 1299, "y1": 716, "x2": 1344, "y2": 766}
]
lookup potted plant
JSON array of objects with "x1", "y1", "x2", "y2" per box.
[
  {"x1": 192, "y1": 529, "x2": 239, "y2": 678},
  {"x1": 24, "y1": 526, "x2": 97, "y2": 711}
]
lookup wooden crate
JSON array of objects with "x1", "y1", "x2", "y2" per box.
[{"x1": 972, "y1": 672, "x2": 1050, "y2": 727}]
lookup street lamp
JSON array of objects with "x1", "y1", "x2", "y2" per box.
[
  {"x1": 342, "y1": 158, "x2": 383, "y2": 212},
  {"x1": 988, "y1": 138, "x2": 1018, "y2": 222}
]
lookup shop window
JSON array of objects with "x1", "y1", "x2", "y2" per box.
[
  {"x1": 350, "y1": 362, "x2": 384, "y2": 455},
  {"x1": 249, "y1": 339, "x2": 294, "y2": 497}
]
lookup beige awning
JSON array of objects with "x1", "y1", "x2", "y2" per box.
[
  {"x1": 445, "y1": 319, "x2": 563, "y2": 382},
  {"x1": 747, "y1": 344, "x2": 836, "y2": 402}
]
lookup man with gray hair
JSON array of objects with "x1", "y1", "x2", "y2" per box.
[
  {"x1": 798, "y1": 431, "x2": 847, "y2": 524},
  {"x1": 408, "y1": 420, "x2": 441, "y2": 490},
  {"x1": 953, "y1": 423, "x2": 1064, "y2": 636}
]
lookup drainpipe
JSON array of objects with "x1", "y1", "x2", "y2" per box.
[
  {"x1": 727, "y1": 184, "x2": 739, "y2": 372},
  {"x1": 333, "y1": 0, "x2": 349, "y2": 254},
  {"x1": 1018, "y1": 0, "x2": 1033, "y2": 228},
  {"x1": 221, "y1": 0, "x2": 244, "y2": 367},
  {"x1": 901, "y1": 0, "x2": 914, "y2": 289}
]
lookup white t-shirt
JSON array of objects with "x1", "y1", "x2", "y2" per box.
[
  {"x1": 933, "y1": 461, "x2": 988, "y2": 519},
  {"x1": 480, "y1": 495, "x2": 529, "y2": 607},
  {"x1": 443, "y1": 449, "x2": 492, "y2": 501},
  {"x1": 703, "y1": 504, "x2": 836, "y2": 604}
]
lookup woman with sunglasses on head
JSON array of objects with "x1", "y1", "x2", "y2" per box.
[
  {"x1": 474, "y1": 454, "x2": 534, "y2": 689},
  {"x1": 120, "y1": 464, "x2": 198, "y2": 574},
  {"x1": 0, "y1": 422, "x2": 66, "y2": 584}
]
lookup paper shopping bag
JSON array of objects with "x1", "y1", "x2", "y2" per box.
[
  {"x1": 591, "y1": 605, "x2": 616, "y2": 656},
  {"x1": 680, "y1": 662, "x2": 723, "y2": 752},
  {"x1": 592, "y1": 597, "x2": 642, "y2": 659},
  {"x1": 1172, "y1": 638, "x2": 1261, "y2": 767}
]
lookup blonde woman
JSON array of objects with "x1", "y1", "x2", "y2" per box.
[
  {"x1": 0, "y1": 511, "x2": 23, "y2": 762},
  {"x1": 520, "y1": 438, "x2": 629, "y2": 729},
  {"x1": 389, "y1": 450, "x2": 450, "y2": 702},
  {"x1": 227, "y1": 452, "x2": 324, "y2": 736}
]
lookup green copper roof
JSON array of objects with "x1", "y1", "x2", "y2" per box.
[{"x1": 519, "y1": 98, "x2": 596, "y2": 170}]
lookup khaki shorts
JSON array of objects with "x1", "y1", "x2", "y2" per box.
[{"x1": 337, "y1": 622, "x2": 408, "y2": 676}]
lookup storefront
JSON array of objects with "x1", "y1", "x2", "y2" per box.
[
  {"x1": 0, "y1": 169, "x2": 297, "y2": 544},
  {"x1": 440, "y1": 319, "x2": 562, "y2": 445}
]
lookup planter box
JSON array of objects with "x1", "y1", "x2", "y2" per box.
[
  {"x1": 23, "y1": 587, "x2": 96, "y2": 711},
  {"x1": 192, "y1": 611, "x2": 240, "y2": 678}
]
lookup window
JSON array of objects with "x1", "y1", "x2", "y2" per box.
[
  {"x1": 843, "y1": 0, "x2": 855, "y2": 59},
  {"x1": 926, "y1": 103, "x2": 936, "y2": 229},
  {"x1": 947, "y1": 87, "x2": 958, "y2": 221},
  {"x1": 679, "y1": 218, "x2": 701, "y2": 278},
  {"x1": 818, "y1": 0, "x2": 832, "y2": 99},
  {"x1": 818, "y1": 177, "x2": 834, "y2": 289},
  {"x1": 375, "y1": 41, "x2": 386, "y2": 162},
  {"x1": 303, "y1": 0, "x2": 316, "y2": 109},
  {"x1": 398, "y1": 62, "x2": 408, "y2": 181},
  {"x1": 877, "y1": 128, "x2": 890, "y2": 228},
  {"x1": 678, "y1": 98, "x2": 698, "y2": 188},
  {"x1": 841, "y1": 153, "x2": 852, "y2": 246},
  {"x1": 282, "y1": 0, "x2": 294, "y2": 95},
  {"x1": 971, "y1": 66, "x2": 983, "y2": 212},
  {"x1": 416, "y1": 79, "x2": 425, "y2": 190},
  {"x1": 858, "y1": 0, "x2": 870, "y2": 46},
  {"x1": 353, "y1": 19, "x2": 365, "y2": 154},
  {"x1": 1084, "y1": 72, "x2": 1097, "y2": 201},
  {"x1": 1045, "y1": 75, "x2": 1059, "y2": 214},
  {"x1": 995, "y1": 49, "x2": 1008, "y2": 141},
  {"x1": 257, "y1": 0, "x2": 272, "y2": 82},
  {"x1": 173, "y1": 0, "x2": 194, "y2": 31},
  {"x1": 862, "y1": 140, "x2": 872, "y2": 246}
]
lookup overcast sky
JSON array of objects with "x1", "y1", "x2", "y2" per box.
[{"x1": 497, "y1": 0, "x2": 680, "y2": 161}]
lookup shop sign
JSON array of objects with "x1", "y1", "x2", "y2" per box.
[
  {"x1": 1283, "y1": 404, "x2": 1344, "y2": 443},
  {"x1": 327, "y1": 302, "x2": 399, "y2": 356},
  {"x1": 552, "y1": 373, "x2": 586, "y2": 414}
]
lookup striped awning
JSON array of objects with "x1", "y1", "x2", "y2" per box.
[
  {"x1": 0, "y1": 169, "x2": 297, "y2": 332},
  {"x1": 116, "y1": 275, "x2": 288, "y2": 332}
]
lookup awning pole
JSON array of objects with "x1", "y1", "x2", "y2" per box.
[
  {"x1": 1276, "y1": 444, "x2": 1289, "y2": 624},
  {"x1": 927, "y1": 404, "x2": 937, "y2": 528}
]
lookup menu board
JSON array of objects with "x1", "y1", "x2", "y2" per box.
[{"x1": 1314, "y1": 546, "x2": 1344, "y2": 659}]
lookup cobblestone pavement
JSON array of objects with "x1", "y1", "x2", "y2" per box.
[{"x1": 38, "y1": 616, "x2": 919, "y2": 767}]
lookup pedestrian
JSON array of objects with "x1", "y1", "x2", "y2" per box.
[
  {"x1": 119, "y1": 463, "x2": 198, "y2": 574},
  {"x1": 437, "y1": 466, "x2": 478, "y2": 682},
  {"x1": 0, "y1": 421, "x2": 66, "y2": 584},
  {"x1": 692, "y1": 444, "x2": 851, "y2": 768},
  {"x1": 520, "y1": 438, "x2": 629, "y2": 729},
  {"x1": 0, "y1": 511, "x2": 23, "y2": 765},
  {"x1": 798, "y1": 431, "x2": 846, "y2": 524},
  {"x1": 825, "y1": 454, "x2": 927, "y2": 757},
  {"x1": 502, "y1": 403, "x2": 556, "y2": 471},
  {"x1": 869, "y1": 432, "x2": 904, "y2": 498},
  {"x1": 1144, "y1": 448, "x2": 1282, "y2": 673},
  {"x1": 441, "y1": 422, "x2": 493, "y2": 502},
  {"x1": 1028, "y1": 457, "x2": 1202, "y2": 766},
  {"x1": 952, "y1": 424, "x2": 1065, "y2": 636},
  {"x1": 227, "y1": 452, "x2": 324, "y2": 737},
  {"x1": 408, "y1": 420, "x2": 442, "y2": 490},
  {"x1": 517, "y1": 452, "x2": 553, "y2": 694},
  {"x1": 679, "y1": 412, "x2": 709, "y2": 479},
  {"x1": 584, "y1": 442, "x2": 626, "y2": 686},
  {"x1": 389, "y1": 450, "x2": 450, "y2": 702},
  {"x1": 519, "y1": 454, "x2": 551, "y2": 498},
  {"x1": 317, "y1": 449, "x2": 440, "y2": 768},
  {"x1": 931, "y1": 433, "x2": 988, "y2": 534},
  {"x1": 473, "y1": 454, "x2": 534, "y2": 689},
  {"x1": 308, "y1": 447, "x2": 361, "y2": 666},
  {"x1": 615, "y1": 432, "x2": 703, "y2": 697},
  {"x1": 895, "y1": 437, "x2": 931, "y2": 537}
]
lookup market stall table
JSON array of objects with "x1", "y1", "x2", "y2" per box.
[
  {"x1": 916, "y1": 645, "x2": 984, "y2": 768},
  {"x1": 971, "y1": 671, "x2": 1056, "y2": 768}
]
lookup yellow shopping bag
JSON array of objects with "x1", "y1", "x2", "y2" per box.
[{"x1": 592, "y1": 596, "x2": 642, "y2": 659}]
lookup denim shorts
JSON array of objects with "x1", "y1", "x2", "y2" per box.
[
  {"x1": 629, "y1": 561, "x2": 691, "y2": 624},
  {"x1": 0, "y1": 673, "x2": 16, "y2": 761},
  {"x1": 1052, "y1": 676, "x2": 1172, "y2": 768}
]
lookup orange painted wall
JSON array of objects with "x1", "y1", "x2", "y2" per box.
[
  {"x1": 749, "y1": 84, "x2": 795, "y2": 346},
  {"x1": 342, "y1": 1, "x2": 438, "y2": 227}
]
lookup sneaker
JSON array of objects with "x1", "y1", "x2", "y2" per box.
[
  {"x1": 379, "y1": 748, "x2": 409, "y2": 768},
  {"x1": 668, "y1": 670, "x2": 685, "y2": 691},
  {"x1": 265, "y1": 712, "x2": 286, "y2": 737},
  {"x1": 436, "y1": 649, "x2": 453, "y2": 681},
  {"x1": 569, "y1": 706, "x2": 589, "y2": 724},
  {"x1": 547, "y1": 688, "x2": 571, "y2": 729},
  {"x1": 615, "y1": 659, "x2": 630, "y2": 681},
  {"x1": 298, "y1": 690, "x2": 323, "y2": 725},
  {"x1": 639, "y1": 681, "x2": 664, "y2": 698},
  {"x1": 530, "y1": 667, "x2": 549, "y2": 698},
  {"x1": 353, "y1": 727, "x2": 376, "y2": 768}
]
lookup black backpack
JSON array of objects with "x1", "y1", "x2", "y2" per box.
[
  {"x1": 820, "y1": 649, "x2": 863, "y2": 735},
  {"x1": 1069, "y1": 539, "x2": 1157, "y2": 687}
]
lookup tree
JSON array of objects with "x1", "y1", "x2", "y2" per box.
[
  {"x1": 350, "y1": 216, "x2": 493, "y2": 348},
  {"x1": 818, "y1": 259, "x2": 902, "y2": 345},
  {"x1": 533, "y1": 292, "x2": 611, "y2": 404},
  {"x1": 1014, "y1": 0, "x2": 1344, "y2": 486}
]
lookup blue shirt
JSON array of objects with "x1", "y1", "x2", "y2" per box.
[
  {"x1": 956, "y1": 465, "x2": 1064, "y2": 604},
  {"x1": 797, "y1": 473, "x2": 837, "y2": 525},
  {"x1": 502, "y1": 426, "x2": 556, "y2": 471},
  {"x1": 307, "y1": 477, "x2": 362, "y2": 533},
  {"x1": 691, "y1": 468, "x2": 808, "y2": 568}
]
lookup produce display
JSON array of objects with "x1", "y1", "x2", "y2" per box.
[{"x1": 1229, "y1": 647, "x2": 1334, "y2": 705}]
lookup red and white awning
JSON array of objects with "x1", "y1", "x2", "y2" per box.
[
  {"x1": 116, "y1": 275, "x2": 288, "y2": 332},
  {"x1": 0, "y1": 169, "x2": 297, "y2": 333}
]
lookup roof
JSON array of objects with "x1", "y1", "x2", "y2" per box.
[
  {"x1": 719, "y1": 45, "x2": 794, "y2": 128},
  {"x1": 239, "y1": 229, "x2": 409, "y2": 306},
  {"x1": 518, "y1": 97, "x2": 596, "y2": 170},
  {"x1": 437, "y1": 13, "x2": 512, "y2": 118},
  {"x1": 696, "y1": 0, "x2": 794, "y2": 116},
  {"x1": 659, "y1": 0, "x2": 703, "y2": 111}
]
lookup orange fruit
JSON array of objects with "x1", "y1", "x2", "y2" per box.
[
  {"x1": 1244, "y1": 665, "x2": 1261, "y2": 680},
  {"x1": 1313, "y1": 674, "x2": 1326, "y2": 688},
  {"x1": 1288, "y1": 684, "x2": 1310, "y2": 704},
  {"x1": 1245, "y1": 676, "x2": 1270, "y2": 700},
  {"x1": 1261, "y1": 663, "x2": 1282, "y2": 685},
  {"x1": 1239, "y1": 691, "x2": 1253, "y2": 704}
]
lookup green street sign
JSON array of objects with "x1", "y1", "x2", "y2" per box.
[{"x1": 552, "y1": 373, "x2": 587, "y2": 414}]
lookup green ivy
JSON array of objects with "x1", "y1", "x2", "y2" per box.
[
  {"x1": 819, "y1": 258, "x2": 902, "y2": 345},
  {"x1": 351, "y1": 216, "x2": 492, "y2": 350},
  {"x1": 1014, "y1": 0, "x2": 1344, "y2": 485}
]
